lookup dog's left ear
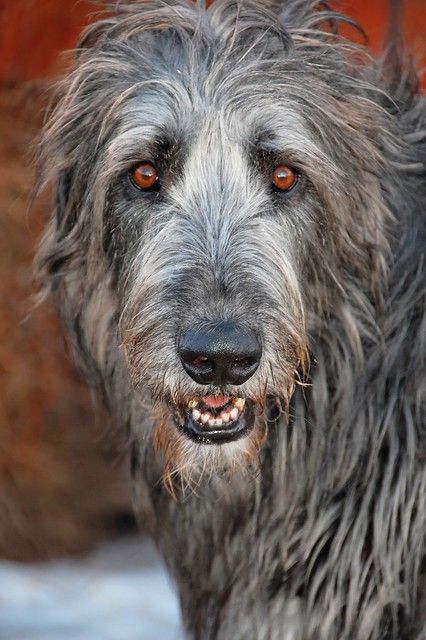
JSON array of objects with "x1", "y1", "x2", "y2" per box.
[
  {"x1": 277, "y1": 0, "x2": 366, "y2": 40},
  {"x1": 380, "y1": 0, "x2": 419, "y2": 110}
]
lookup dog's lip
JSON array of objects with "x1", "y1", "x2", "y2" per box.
[{"x1": 173, "y1": 398, "x2": 255, "y2": 444}]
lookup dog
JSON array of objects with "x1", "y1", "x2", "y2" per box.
[{"x1": 36, "y1": 1, "x2": 426, "y2": 638}]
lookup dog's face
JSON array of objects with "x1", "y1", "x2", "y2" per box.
[
  {"x1": 41, "y1": 1, "x2": 389, "y2": 483},
  {"x1": 117, "y1": 93, "x2": 312, "y2": 476}
]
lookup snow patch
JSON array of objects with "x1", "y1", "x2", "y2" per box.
[{"x1": 0, "y1": 537, "x2": 182, "y2": 640}]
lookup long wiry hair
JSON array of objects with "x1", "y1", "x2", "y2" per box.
[{"x1": 36, "y1": 1, "x2": 426, "y2": 638}]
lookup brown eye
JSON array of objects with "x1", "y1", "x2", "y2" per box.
[
  {"x1": 272, "y1": 165, "x2": 298, "y2": 192},
  {"x1": 130, "y1": 162, "x2": 159, "y2": 191}
]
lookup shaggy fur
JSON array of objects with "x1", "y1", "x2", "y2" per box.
[{"x1": 37, "y1": 1, "x2": 426, "y2": 638}]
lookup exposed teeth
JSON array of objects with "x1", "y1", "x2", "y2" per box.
[
  {"x1": 234, "y1": 398, "x2": 245, "y2": 410},
  {"x1": 188, "y1": 397, "x2": 246, "y2": 429},
  {"x1": 230, "y1": 407, "x2": 239, "y2": 421}
]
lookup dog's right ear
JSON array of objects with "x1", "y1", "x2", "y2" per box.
[
  {"x1": 55, "y1": 169, "x2": 76, "y2": 238},
  {"x1": 50, "y1": 167, "x2": 81, "y2": 276},
  {"x1": 36, "y1": 163, "x2": 86, "y2": 291}
]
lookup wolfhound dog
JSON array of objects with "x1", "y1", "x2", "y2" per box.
[{"x1": 37, "y1": 0, "x2": 426, "y2": 638}]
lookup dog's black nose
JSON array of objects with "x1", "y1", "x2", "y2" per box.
[{"x1": 178, "y1": 321, "x2": 261, "y2": 386}]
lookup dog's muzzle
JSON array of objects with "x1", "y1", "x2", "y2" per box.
[{"x1": 173, "y1": 320, "x2": 260, "y2": 442}]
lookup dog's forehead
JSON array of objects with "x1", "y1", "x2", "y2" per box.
[
  {"x1": 96, "y1": 24, "x2": 340, "y2": 183},
  {"x1": 109, "y1": 78, "x2": 316, "y2": 166}
]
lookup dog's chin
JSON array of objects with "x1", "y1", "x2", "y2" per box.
[
  {"x1": 172, "y1": 395, "x2": 255, "y2": 444},
  {"x1": 151, "y1": 394, "x2": 269, "y2": 493}
]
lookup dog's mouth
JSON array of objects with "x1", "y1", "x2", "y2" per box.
[{"x1": 172, "y1": 395, "x2": 255, "y2": 444}]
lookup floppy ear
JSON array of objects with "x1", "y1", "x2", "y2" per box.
[
  {"x1": 55, "y1": 170, "x2": 74, "y2": 235},
  {"x1": 52, "y1": 169, "x2": 79, "y2": 264},
  {"x1": 379, "y1": 0, "x2": 419, "y2": 110},
  {"x1": 37, "y1": 163, "x2": 89, "y2": 291},
  {"x1": 36, "y1": 158, "x2": 117, "y2": 392}
]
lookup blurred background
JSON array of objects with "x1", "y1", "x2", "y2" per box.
[{"x1": 0, "y1": 0, "x2": 424, "y2": 638}]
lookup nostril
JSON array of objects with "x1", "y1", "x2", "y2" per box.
[
  {"x1": 180, "y1": 351, "x2": 212, "y2": 369},
  {"x1": 191, "y1": 355, "x2": 211, "y2": 368},
  {"x1": 233, "y1": 357, "x2": 256, "y2": 369},
  {"x1": 179, "y1": 350, "x2": 215, "y2": 382}
]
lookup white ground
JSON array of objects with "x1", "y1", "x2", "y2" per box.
[{"x1": 0, "y1": 537, "x2": 183, "y2": 640}]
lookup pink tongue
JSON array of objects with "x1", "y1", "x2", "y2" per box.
[{"x1": 202, "y1": 395, "x2": 230, "y2": 409}]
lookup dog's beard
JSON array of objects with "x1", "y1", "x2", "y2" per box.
[
  {"x1": 151, "y1": 402, "x2": 269, "y2": 497},
  {"x1": 147, "y1": 382, "x2": 301, "y2": 496},
  {"x1": 122, "y1": 313, "x2": 308, "y2": 494},
  {"x1": 123, "y1": 335, "x2": 307, "y2": 494}
]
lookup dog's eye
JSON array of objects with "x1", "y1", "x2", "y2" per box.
[
  {"x1": 129, "y1": 162, "x2": 159, "y2": 191},
  {"x1": 272, "y1": 165, "x2": 298, "y2": 193}
]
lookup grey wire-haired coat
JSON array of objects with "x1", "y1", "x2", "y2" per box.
[{"x1": 37, "y1": 1, "x2": 426, "y2": 638}]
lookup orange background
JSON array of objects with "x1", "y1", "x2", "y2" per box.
[{"x1": 0, "y1": 0, "x2": 425, "y2": 83}]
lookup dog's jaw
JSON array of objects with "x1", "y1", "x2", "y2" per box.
[
  {"x1": 151, "y1": 399, "x2": 268, "y2": 494},
  {"x1": 172, "y1": 395, "x2": 255, "y2": 444}
]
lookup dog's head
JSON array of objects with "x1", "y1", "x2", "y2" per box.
[{"x1": 38, "y1": 0, "x2": 394, "y2": 485}]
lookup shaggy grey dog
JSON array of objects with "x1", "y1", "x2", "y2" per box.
[{"x1": 37, "y1": 1, "x2": 426, "y2": 638}]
